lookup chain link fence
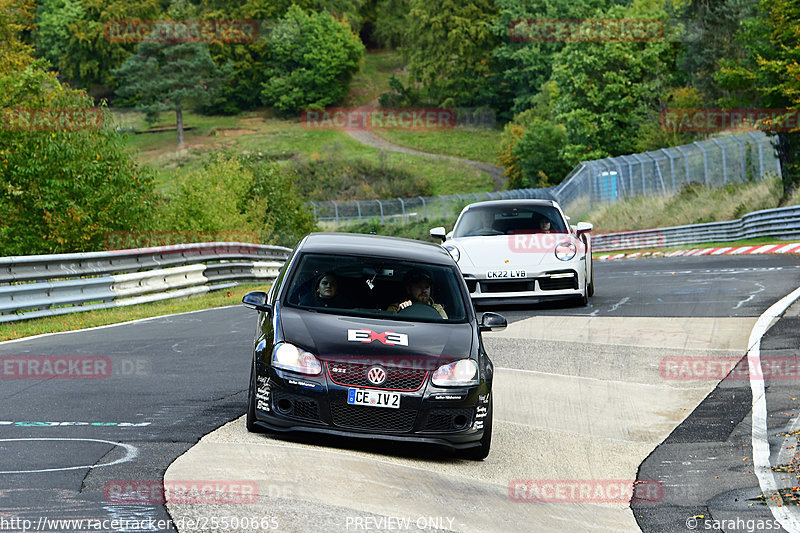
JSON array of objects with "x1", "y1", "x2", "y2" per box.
[{"x1": 310, "y1": 131, "x2": 781, "y2": 226}]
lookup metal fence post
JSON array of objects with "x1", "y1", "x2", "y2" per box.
[
  {"x1": 746, "y1": 131, "x2": 765, "y2": 178},
  {"x1": 675, "y1": 145, "x2": 691, "y2": 184},
  {"x1": 398, "y1": 198, "x2": 405, "y2": 220},
  {"x1": 660, "y1": 149, "x2": 677, "y2": 193},
  {"x1": 356, "y1": 200, "x2": 362, "y2": 222},
  {"x1": 731, "y1": 134, "x2": 746, "y2": 182},
  {"x1": 419, "y1": 196, "x2": 427, "y2": 219},
  {"x1": 333, "y1": 201, "x2": 339, "y2": 225},
  {"x1": 310, "y1": 201, "x2": 318, "y2": 221},
  {"x1": 692, "y1": 142, "x2": 709, "y2": 186},
  {"x1": 710, "y1": 138, "x2": 728, "y2": 185},
  {"x1": 439, "y1": 195, "x2": 447, "y2": 219},
  {"x1": 376, "y1": 199, "x2": 384, "y2": 224}
]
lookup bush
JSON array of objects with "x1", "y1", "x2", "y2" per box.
[
  {"x1": 291, "y1": 150, "x2": 433, "y2": 201},
  {"x1": 0, "y1": 68, "x2": 156, "y2": 255},
  {"x1": 261, "y1": 5, "x2": 365, "y2": 115}
]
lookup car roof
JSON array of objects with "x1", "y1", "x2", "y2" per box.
[
  {"x1": 463, "y1": 199, "x2": 560, "y2": 210},
  {"x1": 299, "y1": 233, "x2": 455, "y2": 265}
]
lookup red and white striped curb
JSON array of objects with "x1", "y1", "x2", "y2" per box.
[{"x1": 595, "y1": 242, "x2": 800, "y2": 261}]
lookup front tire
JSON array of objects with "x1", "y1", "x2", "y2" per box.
[{"x1": 462, "y1": 397, "x2": 492, "y2": 461}]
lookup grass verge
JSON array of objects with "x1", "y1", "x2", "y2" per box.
[
  {"x1": 374, "y1": 128, "x2": 504, "y2": 165},
  {"x1": 0, "y1": 284, "x2": 268, "y2": 342}
]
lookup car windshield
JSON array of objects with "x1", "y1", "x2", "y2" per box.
[
  {"x1": 283, "y1": 253, "x2": 468, "y2": 323},
  {"x1": 452, "y1": 205, "x2": 568, "y2": 238}
]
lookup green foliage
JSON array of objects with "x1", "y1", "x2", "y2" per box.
[
  {"x1": 244, "y1": 158, "x2": 317, "y2": 247},
  {"x1": 370, "y1": 0, "x2": 409, "y2": 49},
  {"x1": 1, "y1": 8, "x2": 156, "y2": 255},
  {"x1": 292, "y1": 150, "x2": 433, "y2": 201},
  {"x1": 155, "y1": 154, "x2": 316, "y2": 247},
  {"x1": 487, "y1": 0, "x2": 614, "y2": 119},
  {"x1": 403, "y1": 0, "x2": 498, "y2": 108},
  {"x1": 551, "y1": 2, "x2": 683, "y2": 163},
  {"x1": 716, "y1": 0, "x2": 800, "y2": 197},
  {"x1": 157, "y1": 154, "x2": 253, "y2": 232},
  {"x1": 34, "y1": 0, "x2": 83, "y2": 72},
  {"x1": 260, "y1": 5, "x2": 365, "y2": 115},
  {"x1": 58, "y1": 0, "x2": 163, "y2": 93}
]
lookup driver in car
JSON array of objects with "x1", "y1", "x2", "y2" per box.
[{"x1": 387, "y1": 270, "x2": 448, "y2": 319}]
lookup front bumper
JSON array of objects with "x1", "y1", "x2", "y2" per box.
[
  {"x1": 252, "y1": 363, "x2": 491, "y2": 449},
  {"x1": 462, "y1": 267, "x2": 584, "y2": 301}
]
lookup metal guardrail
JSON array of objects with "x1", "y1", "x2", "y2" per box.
[
  {"x1": 592, "y1": 206, "x2": 800, "y2": 252},
  {"x1": 310, "y1": 131, "x2": 781, "y2": 225},
  {"x1": 0, "y1": 243, "x2": 291, "y2": 323}
]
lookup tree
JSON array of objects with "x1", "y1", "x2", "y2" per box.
[
  {"x1": 34, "y1": 0, "x2": 84, "y2": 73},
  {"x1": 58, "y1": 0, "x2": 162, "y2": 95},
  {"x1": 401, "y1": 0, "x2": 498, "y2": 107},
  {"x1": 716, "y1": 0, "x2": 800, "y2": 197},
  {"x1": 113, "y1": 41, "x2": 232, "y2": 146},
  {"x1": 260, "y1": 5, "x2": 364, "y2": 115},
  {"x1": 550, "y1": 1, "x2": 683, "y2": 163}
]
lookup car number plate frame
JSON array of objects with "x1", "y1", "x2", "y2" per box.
[
  {"x1": 486, "y1": 270, "x2": 527, "y2": 279},
  {"x1": 347, "y1": 388, "x2": 401, "y2": 409}
]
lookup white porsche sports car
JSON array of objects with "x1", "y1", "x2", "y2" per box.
[{"x1": 430, "y1": 200, "x2": 594, "y2": 306}]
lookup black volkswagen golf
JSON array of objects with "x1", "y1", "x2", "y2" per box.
[{"x1": 242, "y1": 233, "x2": 506, "y2": 460}]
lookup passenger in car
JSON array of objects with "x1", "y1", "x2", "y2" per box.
[
  {"x1": 387, "y1": 270, "x2": 448, "y2": 318},
  {"x1": 538, "y1": 217, "x2": 551, "y2": 233},
  {"x1": 301, "y1": 272, "x2": 348, "y2": 308}
]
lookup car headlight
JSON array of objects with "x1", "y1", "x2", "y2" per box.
[
  {"x1": 443, "y1": 244, "x2": 460, "y2": 263},
  {"x1": 432, "y1": 359, "x2": 478, "y2": 386},
  {"x1": 272, "y1": 343, "x2": 321, "y2": 375},
  {"x1": 555, "y1": 241, "x2": 576, "y2": 261}
]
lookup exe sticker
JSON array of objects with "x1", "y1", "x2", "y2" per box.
[{"x1": 347, "y1": 329, "x2": 409, "y2": 346}]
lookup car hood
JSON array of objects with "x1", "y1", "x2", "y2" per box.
[
  {"x1": 450, "y1": 235, "x2": 575, "y2": 269},
  {"x1": 279, "y1": 306, "x2": 473, "y2": 368}
]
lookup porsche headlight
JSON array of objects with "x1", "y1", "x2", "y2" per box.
[
  {"x1": 432, "y1": 359, "x2": 478, "y2": 386},
  {"x1": 272, "y1": 343, "x2": 321, "y2": 375},
  {"x1": 443, "y1": 244, "x2": 460, "y2": 263},
  {"x1": 555, "y1": 241, "x2": 576, "y2": 261}
]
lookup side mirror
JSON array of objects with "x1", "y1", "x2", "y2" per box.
[
  {"x1": 575, "y1": 222, "x2": 593, "y2": 236},
  {"x1": 479, "y1": 312, "x2": 507, "y2": 332},
  {"x1": 430, "y1": 227, "x2": 446, "y2": 241},
  {"x1": 242, "y1": 291, "x2": 272, "y2": 313}
]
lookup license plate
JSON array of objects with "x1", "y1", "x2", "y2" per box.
[
  {"x1": 347, "y1": 388, "x2": 400, "y2": 409},
  {"x1": 486, "y1": 270, "x2": 526, "y2": 279}
]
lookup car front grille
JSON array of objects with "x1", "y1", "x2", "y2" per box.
[
  {"x1": 538, "y1": 273, "x2": 577, "y2": 291},
  {"x1": 272, "y1": 390, "x2": 322, "y2": 422},
  {"x1": 326, "y1": 362, "x2": 428, "y2": 391},
  {"x1": 329, "y1": 403, "x2": 417, "y2": 432},
  {"x1": 422, "y1": 408, "x2": 474, "y2": 432},
  {"x1": 480, "y1": 280, "x2": 535, "y2": 293}
]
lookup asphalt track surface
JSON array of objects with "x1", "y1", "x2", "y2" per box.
[{"x1": 1, "y1": 254, "x2": 799, "y2": 532}]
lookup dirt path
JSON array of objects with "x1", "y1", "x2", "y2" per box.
[{"x1": 346, "y1": 129, "x2": 507, "y2": 192}]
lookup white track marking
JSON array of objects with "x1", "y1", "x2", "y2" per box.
[
  {"x1": 734, "y1": 282, "x2": 766, "y2": 310},
  {"x1": 747, "y1": 286, "x2": 800, "y2": 532},
  {"x1": 608, "y1": 297, "x2": 630, "y2": 313},
  {"x1": 0, "y1": 305, "x2": 240, "y2": 346},
  {"x1": 0, "y1": 438, "x2": 138, "y2": 474}
]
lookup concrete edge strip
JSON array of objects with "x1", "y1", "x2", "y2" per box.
[
  {"x1": 596, "y1": 243, "x2": 800, "y2": 261},
  {"x1": 747, "y1": 286, "x2": 800, "y2": 532}
]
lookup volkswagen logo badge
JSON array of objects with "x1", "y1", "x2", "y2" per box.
[{"x1": 366, "y1": 366, "x2": 387, "y2": 386}]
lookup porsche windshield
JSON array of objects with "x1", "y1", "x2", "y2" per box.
[
  {"x1": 453, "y1": 205, "x2": 568, "y2": 238},
  {"x1": 283, "y1": 253, "x2": 468, "y2": 323}
]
